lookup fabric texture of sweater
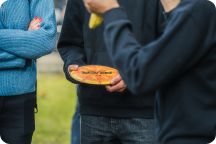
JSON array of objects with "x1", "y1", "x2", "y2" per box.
[
  {"x1": 58, "y1": 0, "x2": 164, "y2": 118},
  {"x1": 103, "y1": 0, "x2": 216, "y2": 143},
  {"x1": 0, "y1": 0, "x2": 57, "y2": 96}
]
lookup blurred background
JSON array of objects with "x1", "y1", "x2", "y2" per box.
[{"x1": 32, "y1": 0, "x2": 77, "y2": 144}]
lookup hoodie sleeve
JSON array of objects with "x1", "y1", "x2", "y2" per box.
[
  {"x1": 103, "y1": 2, "x2": 216, "y2": 94},
  {"x1": 57, "y1": 0, "x2": 86, "y2": 83},
  {"x1": 0, "y1": 0, "x2": 57, "y2": 59}
]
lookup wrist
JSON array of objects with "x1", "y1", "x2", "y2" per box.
[
  {"x1": 104, "y1": 3, "x2": 120, "y2": 14},
  {"x1": 103, "y1": 7, "x2": 128, "y2": 25}
]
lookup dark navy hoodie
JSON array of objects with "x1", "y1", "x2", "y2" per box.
[
  {"x1": 103, "y1": 0, "x2": 216, "y2": 143},
  {"x1": 58, "y1": 0, "x2": 163, "y2": 118}
]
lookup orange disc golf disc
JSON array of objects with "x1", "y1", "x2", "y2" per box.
[{"x1": 70, "y1": 65, "x2": 119, "y2": 85}]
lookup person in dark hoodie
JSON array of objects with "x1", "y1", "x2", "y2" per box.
[
  {"x1": 84, "y1": 0, "x2": 216, "y2": 144},
  {"x1": 58, "y1": 0, "x2": 164, "y2": 143}
]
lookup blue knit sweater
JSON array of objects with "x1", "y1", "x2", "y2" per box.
[{"x1": 0, "y1": 0, "x2": 57, "y2": 96}]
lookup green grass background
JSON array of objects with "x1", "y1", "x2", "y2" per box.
[{"x1": 32, "y1": 73, "x2": 77, "y2": 144}]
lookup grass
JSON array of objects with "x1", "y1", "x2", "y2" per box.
[{"x1": 32, "y1": 73, "x2": 77, "y2": 144}]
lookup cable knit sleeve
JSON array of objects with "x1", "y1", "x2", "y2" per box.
[
  {"x1": 0, "y1": 10, "x2": 25, "y2": 69},
  {"x1": 0, "y1": 0, "x2": 57, "y2": 59},
  {"x1": 0, "y1": 50, "x2": 25, "y2": 69}
]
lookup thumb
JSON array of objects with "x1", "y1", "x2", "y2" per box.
[{"x1": 68, "y1": 65, "x2": 79, "y2": 72}]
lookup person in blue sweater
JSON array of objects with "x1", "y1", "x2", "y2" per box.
[
  {"x1": 0, "y1": 0, "x2": 56, "y2": 143},
  {"x1": 84, "y1": 0, "x2": 216, "y2": 143}
]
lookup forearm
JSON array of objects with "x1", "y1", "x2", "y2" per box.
[
  {"x1": 0, "y1": 60, "x2": 25, "y2": 69},
  {"x1": 0, "y1": 0, "x2": 57, "y2": 59},
  {"x1": 0, "y1": 28, "x2": 56, "y2": 59},
  {"x1": 57, "y1": 0, "x2": 86, "y2": 83},
  {"x1": 0, "y1": 50, "x2": 25, "y2": 69},
  {"x1": 103, "y1": 8, "x2": 204, "y2": 94}
]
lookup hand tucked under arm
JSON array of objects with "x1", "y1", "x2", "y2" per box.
[{"x1": 28, "y1": 16, "x2": 42, "y2": 31}]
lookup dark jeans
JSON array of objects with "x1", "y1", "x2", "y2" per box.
[
  {"x1": 71, "y1": 104, "x2": 81, "y2": 144},
  {"x1": 71, "y1": 105, "x2": 122, "y2": 144},
  {"x1": 0, "y1": 92, "x2": 36, "y2": 144},
  {"x1": 81, "y1": 115, "x2": 156, "y2": 144}
]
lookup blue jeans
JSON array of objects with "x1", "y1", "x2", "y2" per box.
[
  {"x1": 71, "y1": 104, "x2": 81, "y2": 144},
  {"x1": 71, "y1": 105, "x2": 122, "y2": 144},
  {"x1": 81, "y1": 115, "x2": 156, "y2": 144}
]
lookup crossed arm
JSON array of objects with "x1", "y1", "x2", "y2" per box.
[
  {"x1": 0, "y1": 0, "x2": 56, "y2": 69},
  {"x1": 0, "y1": 17, "x2": 42, "y2": 69}
]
